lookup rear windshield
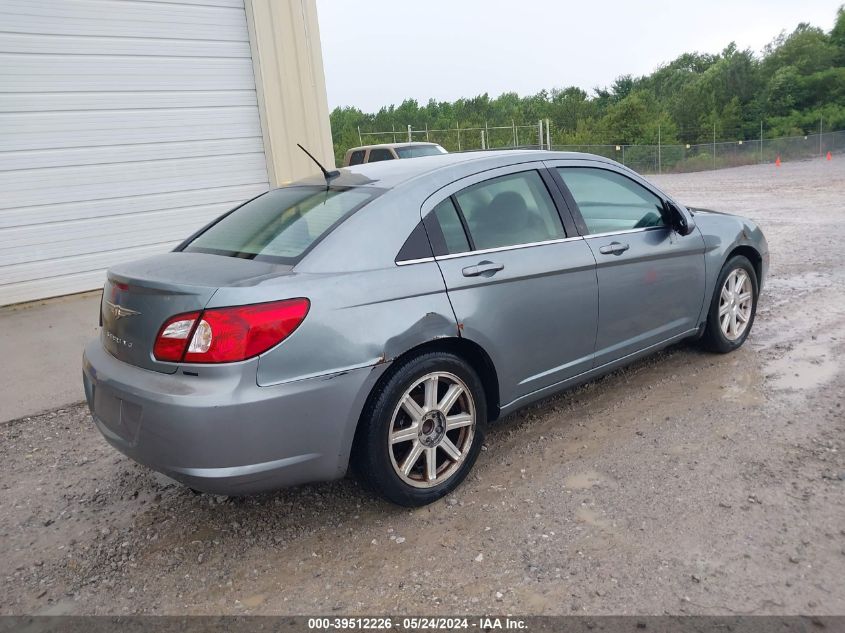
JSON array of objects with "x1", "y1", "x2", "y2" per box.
[
  {"x1": 182, "y1": 186, "x2": 380, "y2": 264},
  {"x1": 395, "y1": 145, "x2": 446, "y2": 159}
]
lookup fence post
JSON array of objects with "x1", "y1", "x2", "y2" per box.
[
  {"x1": 512, "y1": 120, "x2": 517, "y2": 147},
  {"x1": 658, "y1": 123, "x2": 661, "y2": 174},
  {"x1": 713, "y1": 122, "x2": 716, "y2": 171},
  {"x1": 538, "y1": 119, "x2": 543, "y2": 149},
  {"x1": 485, "y1": 121, "x2": 490, "y2": 149},
  {"x1": 546, "y1": 118, "x2": 551, "y2": 150},
  {"x1": 425, "y1": 123, "x2": 430, "y2": 142},
  {"x1": 457, "y1": 124, "x2": 461, "y2": 151},
  {"x1": 357, "y1": 126, "x2": 362, "y2": 146},
  {"x1": 759, "y1": 121, "x2": 763, "y2": 164},
  {"x1": 481, "y1": 129, "x2": 485, "y2": 150},
  {"x1": 407, "y1": 125, "x2": 412, "y2": 143},
  {"x1": 622, "y1": 145, "x2": 625, "y2": 166},
  {"x1": 392, "y1": 124, "x2": 396, "y2": 143}
]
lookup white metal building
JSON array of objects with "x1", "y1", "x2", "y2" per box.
[{"x1": 0, "y1": 0, "x2": 334, "y2": 305}]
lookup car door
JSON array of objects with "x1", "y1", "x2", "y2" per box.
[
  {"x1": 548, "y1": 161, "x2": 706, "y2": 367},
  {"x1": 422, "y1": 163, "x2": 598, "y2": 407}
]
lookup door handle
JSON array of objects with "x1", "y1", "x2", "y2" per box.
[
  {"x1": 599, "y1": 241, "x2": 630, "y2": 256},
  {"x1": 462, "y1": 261, "x2": 504, "y2": 277}
]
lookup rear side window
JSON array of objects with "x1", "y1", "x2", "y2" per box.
[
  {"x1": 432, "y1": 198, "x2": 470, "y2": 255},
  {"x1": 368, "y1": 148, "x2": 394, "y2": 162},
  {"x1": 183, "y1": 186, "x2": 379, "y2": 264},
  {"x1": 454, "y1": 170, "x2": 565, "y2": 250},
  {"x1": 556, "y1": 167, "x2": 666, "y2": 234},
  {"x1": 348, "y1": 150, "x2": 365, "y2": 165}
]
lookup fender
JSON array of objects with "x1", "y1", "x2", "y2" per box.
[{"x1": 692, "y1": 208, "x2": 768, "y2": 327}]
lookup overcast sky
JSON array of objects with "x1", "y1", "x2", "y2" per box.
[{"x1": 316, "y1": 0, "x2": 841, "y2": 112}]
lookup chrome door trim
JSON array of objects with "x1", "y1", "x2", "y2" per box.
[
  {"x1": 433, "y1": 236, "x2": 586, "y2": 262},
  {"x1": 586, "y1": 226, "x2": 669, "y2": 240},
  {"x1": 396, "y1": 236, "x2": 588, "y2": 265}
]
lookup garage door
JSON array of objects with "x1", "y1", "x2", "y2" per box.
[{"x1": 0, "y1": 0, "x2": 271, "y2": 305}]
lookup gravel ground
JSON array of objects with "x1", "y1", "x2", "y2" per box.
[{"x1": 1, "y1": 159, "x2": 844, "y2": 616}]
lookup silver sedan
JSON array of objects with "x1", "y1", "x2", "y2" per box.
[{"x1": 83, "y1": 150, "x2": 768, "y2": 506}]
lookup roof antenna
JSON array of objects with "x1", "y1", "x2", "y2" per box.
[{"x1": 297, "y1": 143, "x2": 339, "y2": 188}]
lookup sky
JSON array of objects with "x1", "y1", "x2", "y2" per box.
[{"x1": 315, "y1": 0, "x2": 841, "y2": 112}]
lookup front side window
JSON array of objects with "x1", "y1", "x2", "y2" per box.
[
  {"x1": 348, "y1": 150, "x2": 365, "y2": 165},
  {"x1": 183, "y1": 186, "x2": 379, "y2": 264},
  {"x1": 556, "y1": 167, "x2": 666, "y2": 234},
  {"x1": 454, "y1": 170, "x2": 565, "y2": 250},
  {"x1": 367, "y1": 148, "x2": 395, "y2": 162}
]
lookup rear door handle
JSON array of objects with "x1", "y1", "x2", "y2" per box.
[
  {"x1": 462, "y1": 261, "x2": 504, "y2": 277},
  {"x1": 598, "y1": 241, "x2": 630, "y2": 256}
]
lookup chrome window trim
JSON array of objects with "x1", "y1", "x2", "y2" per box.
[
  {"x1": 395, "y1": 228, "x2": 666, "y2": 265},
  {"x1": 432, "y1": 235, "x2": 585, "y2": 262},
  {"x1": 584, "y1": 226, "x2": 669, "y2": 239},
  {"x1": 395, "y1": 256, "x2": 436, "y2": 266}
]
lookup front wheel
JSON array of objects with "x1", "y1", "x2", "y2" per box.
[
  {"x1": 353, "y1": 352, "x2": 486, "y2": 507},
  {"x1": 700, "y1": 255, "x2": 758, "y2": 353}
]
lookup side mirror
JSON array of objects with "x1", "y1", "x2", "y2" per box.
[{"x1": 665, "y1": 201, "x2": 695, "y2": 236}]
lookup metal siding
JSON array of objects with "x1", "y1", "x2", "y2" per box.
[{"x1": 0, "y1": 0, "x2": 270, "y2": 305}]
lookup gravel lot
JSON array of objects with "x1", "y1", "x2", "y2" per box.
[{"x1": 2, "y1": 159, "x2": 844, "y2": 616}]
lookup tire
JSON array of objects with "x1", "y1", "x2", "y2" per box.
[
  {"x1": 700, "y1": 255, "x2": 758, "y2": 353},
  {"x1": 353, "y1": 351, "x2": 486, "y2": 507}
]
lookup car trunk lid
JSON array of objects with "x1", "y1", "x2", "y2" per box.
[{"x1": 101, "y1": 252, "x2": 291, "y2": 373}]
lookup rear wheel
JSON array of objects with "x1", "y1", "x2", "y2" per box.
[
  {"x1": 700, "y1": 255, "x2": 758, "y2": 353},
  {"x1": 354, "y1": 352, "x2": 486, "y2": 506}
]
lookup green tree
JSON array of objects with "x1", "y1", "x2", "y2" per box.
[
  {"x1": 329, "y1": 6, "x2": 845, "y2": 161},
  {"x1": 763, "y1": 24, "x2": 837, "y2": 75},
  {"x1": 831, "y1": 5, "x2": 845, "y2": 63}
]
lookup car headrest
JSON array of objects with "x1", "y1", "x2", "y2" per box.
[{"x1": 488, "y1": 191, "x2": 528, "y2": 217}]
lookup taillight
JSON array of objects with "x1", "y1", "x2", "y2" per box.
[
  {"x1": 153, "y1": 312, "x2": 201, "y2": 362},
  {"x1": 153, "y1": 299, "x2": 309, "y2": 364}
]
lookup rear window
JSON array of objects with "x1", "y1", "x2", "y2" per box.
[
  {"x1": 182, "y1": 186, "x2": 380, "y2": 264},
  {"x1": 395, "y1": 145, "x2": 447, "y2": 159}
]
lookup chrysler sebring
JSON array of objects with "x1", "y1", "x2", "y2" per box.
[{"x1": 83, "y1": 150, "x2": 768, "y2": 506}]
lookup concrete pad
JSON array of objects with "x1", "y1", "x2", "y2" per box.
[{"x1": 0, "y1": 291, "x2": 101, "y2": 423}]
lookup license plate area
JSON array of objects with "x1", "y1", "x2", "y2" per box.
[{"x1": 93, "y1": 384, "x2": 142, "y2": 445}]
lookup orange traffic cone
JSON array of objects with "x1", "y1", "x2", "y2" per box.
[
  {"x1": 827, "y1": 151, "x2": 832, "y2": 161},
  {"x1": 775, "y1": 155, "x2": 781, "y2": 167}
]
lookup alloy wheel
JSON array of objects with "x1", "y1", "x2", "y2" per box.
[
  {"x1": 718, "y1": 268, "x2": 753, "y2": 341},
  {"x1": 388, "y1": 371, "x2": 476, "y2": 488}
]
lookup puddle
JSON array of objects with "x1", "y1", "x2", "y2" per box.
[
  {"x1": 718, "y1": 354, "x2": 764, "y2": 405},
  {"x1": 765, "y1": 341, "x2": 840, "y2": 392},
  {"x1": 575, "y1": 506, "x2": 611, "y2": 528},
  {"x1": 564, "y1": 470, "x2": 607, "y2": 490},
  {"x1": 764, "y1": 271, "x2": 831, "y2": 294},
  {"x1": 240, "y1": 593, "x2": 267, "y2": 608},
  {"x1": 190, "y1": 525, "x2": 220, "y2": 541},
  {"x1": 35, "y1": 599, "x2": 77, "y2": 616},
  {"x1": 667, "y1": 443, "x2": 702, "y2": 455}
]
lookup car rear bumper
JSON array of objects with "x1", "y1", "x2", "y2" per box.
[{"x1": 82, "y1": 339, "x2": 386, "y2": 495}]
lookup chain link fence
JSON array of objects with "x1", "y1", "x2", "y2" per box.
[
  {"x1": 552, "y1": 130, "x2": 845, "y2": 174},
  {"x1": 354, "y1": 122, "x2": 843, "y2": 174},
  {"x1": 358, "y1": 121, "x2": 544, "y2": 152}
]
